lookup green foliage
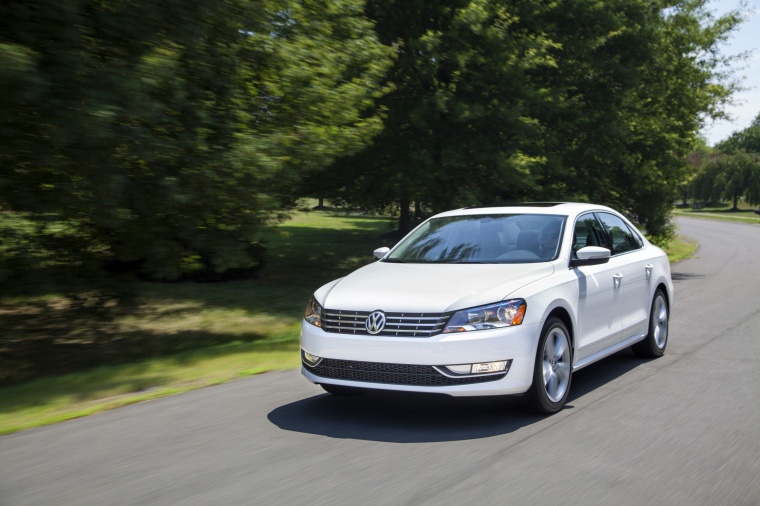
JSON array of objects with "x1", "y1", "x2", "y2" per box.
[
  {"x1": 700, "y1": 112, "x2": 760, "y2": 210},
  {"x1": 681, "y1": 138, "x2": 716, "y2": 204},
  {"x1": 0, "y1": 0, "x2": 747, "y2": 269},
  {"x1": 316, "y1": 0, "x2": 744, "y2": 241},
  {"x1": 0, "y1": 0, "x2": 393, "y2": 280},
  {"x1": 533, "y1": 0, "x2": 745, "y2": 244},
  {"x1": 692, "y1": 151, "x2": 760, "y2": 209},
  {"x1": 717, "y1": 112, "x2": 760, "y2": 154},
  {"x1": 323, "y1": 0, "x2": 563, "y2": 233}
]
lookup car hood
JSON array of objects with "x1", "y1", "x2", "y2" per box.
[{"x1": 316, "y1": 261, "x2": 555, "y2": 313}]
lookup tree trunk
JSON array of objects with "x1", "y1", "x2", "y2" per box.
[
  {"x1": 733, "y1": 194, "x2": 739, "y2": 211},
  {"x1": 398, "y1": 194, "x2": 411, "y2": 235},
  {"x1": 414, "y1": 201, "x2": 421, "y2": 220}
]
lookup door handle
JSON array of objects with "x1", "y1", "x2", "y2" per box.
[
  {"x1": 645, "y1": 264, "x2": 654, "y2": 280},
  {"x1": 613, "y1": 273, "x2": 623, "y2": 289}
]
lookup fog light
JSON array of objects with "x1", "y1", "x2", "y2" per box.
[
  {"x1": 302, "y1": 350, "x2": 322, "y2": 367},
  {"x1": 441, "y1": 360, "x2": 511, "y2": 376}
]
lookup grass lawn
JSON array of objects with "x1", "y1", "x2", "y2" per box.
[
  {"x1": 663, "y1": 236, "x2": 698, "y2": 264},
  {"x1": 674, "y1": 202, "x2": 760, "y2": 224},
  {"x1": 0, "y1": 209, "x2": 397, "y2": 435},
  {"x1": 0, "y1": 209, "x2": 696, "y2": 435}
]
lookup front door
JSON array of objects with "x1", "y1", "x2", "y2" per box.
[{"x1": 572, "y1": 213, "x2": 622, "y2": 360}]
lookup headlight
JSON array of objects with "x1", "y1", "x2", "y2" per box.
[
  {"x1": 304, "y1": 298, "x2": 323, "y2": 328},
  {"x1": 443, "y1": 299, "x2": 526, "y2": 333}
]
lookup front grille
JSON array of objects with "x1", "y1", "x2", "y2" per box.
[
  {"x1": 304, "y1": 358, "x2": 507, "y2": 386},
  {"x1": 322, "y1": 309, "x2": 449, "y2": 337}
]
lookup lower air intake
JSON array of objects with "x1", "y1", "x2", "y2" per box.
[{"x1": 304, "y1": 358, "x2": 506, "y2": 386}]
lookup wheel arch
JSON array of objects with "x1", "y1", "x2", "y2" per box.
[
  {"x1": 655, "y1": 282, "x2": 670, "y2": 306},
  {"x1": 649, "y1": 281, "x2": 671, "y2": 327},
  {"x1": 649, "y1": 280, "x2": 673, "y2": 311}
]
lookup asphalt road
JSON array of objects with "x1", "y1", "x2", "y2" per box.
[{"x1": 1, "y1": 217, "x2": 759, "y2": 505}]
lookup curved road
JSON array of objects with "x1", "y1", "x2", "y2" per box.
[{"x1": 1, "y1": 218, "x2": 759, "y2": 505}]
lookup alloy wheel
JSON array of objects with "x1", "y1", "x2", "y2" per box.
[{"x1": 542, "y1": 327, "x2": 571, "y2": 403}]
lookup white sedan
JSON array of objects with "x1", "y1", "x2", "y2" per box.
[{"x1": 300, "y1": 203, "x2": 673, "y2": 413}]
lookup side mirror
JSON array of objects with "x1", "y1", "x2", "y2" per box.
[
  {"x1": 373, "y1": 247, "x2": 390, "y2": 260},
  {"x1": 570, "y1": 246, "x2": 611, "y2": 268}
]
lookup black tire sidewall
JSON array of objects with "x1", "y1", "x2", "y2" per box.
[
  {"x1": 632, "y1": 289, "x2": 668, "y2": 358},
  {"x1": 648, "y1": 291, "x2": 668, "y2": 356}
]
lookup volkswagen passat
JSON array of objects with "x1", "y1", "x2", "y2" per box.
[{"x1": 301, "y1": 203, "x2": 673, "y2": 413}]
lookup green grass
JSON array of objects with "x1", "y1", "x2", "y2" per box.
[
  {"x1": 674, "y1": 202, "x2": 760, "y2": 224},
  {"x1": 0, "y1": 208, "x2": 698, "y2": 435},
  {"x1": 0, "y1": 341, "x2": 299, "y2": 435},
  {"x1": 662, "y1": 236, "x2": 698, "y2": 263},
  {"x1": 0, "y1": 208, "x2": 397, "y2": 435}
]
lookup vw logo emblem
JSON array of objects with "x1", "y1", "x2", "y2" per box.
[{"x1": 365, "y1": 311, "x2": 386, "y2": 335}]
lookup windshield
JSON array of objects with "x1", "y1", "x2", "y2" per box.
[{"x1": 385, "y1": 214, "x2": 566, "y2": 264}]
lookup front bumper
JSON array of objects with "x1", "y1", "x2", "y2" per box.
[{"x1": 300, "y1": 319, "x2": 540, "y2": 396}]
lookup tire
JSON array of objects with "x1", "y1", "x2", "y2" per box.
[
  {"x1": 320, "y1": 384, "x2": 364, "y2": 396},
  {"x1": 632, "y1": 289, "x2": 669, "y2": 358},
  {"x1": 523, "y1": 317, "x2": 572, "y2": 414}
]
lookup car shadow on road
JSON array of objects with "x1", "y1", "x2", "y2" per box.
[
  {"x1": 670, "y1": 272, "x2": 705, "y2": 281},
  {"x1": 268, "y1": 349, "x2": 650, "y2": 443}
]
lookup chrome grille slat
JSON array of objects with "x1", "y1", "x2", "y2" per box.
[
  {"x1": 384, "y1": 322, "x2": 443, "y2": 328},
  {"x1": 387, "y1": 317, "x2": 442, "y2": 321},
  {"x1": 377, "y1": 328, "x2": 434, "y2": 334},
  {"x1": 322, "y1": 309, "x2": 449, "y2": 338}
]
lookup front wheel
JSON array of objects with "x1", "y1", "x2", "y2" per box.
[
  {"x1": 631, "y1": 290, "x2": 669, "y2": 358},
  {"x1": 523, "y1": 317, "x2": 572, "y2": 414}
]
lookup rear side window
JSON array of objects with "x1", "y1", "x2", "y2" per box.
[{"x1": 596, "y1": 212, "x2": 643, "y2": 255}]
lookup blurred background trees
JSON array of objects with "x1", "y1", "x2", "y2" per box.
[
  {"x1": 691, "y1": 114, "x2": 760, "y2": 209},
  {"x1": 0, "y1": 0, "x2": 393, "y2": 280},
  {"x1": 315, "y1": 0, "x2": 744, "y2": 241},
  {"x1": 0, "y1": 0, "x2": 748, "y2": 280},
  {"x1": 692, "y1": 151, "x2": 760, "y2": 210}
]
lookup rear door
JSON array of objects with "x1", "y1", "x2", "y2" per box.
[{"x1": 595, "y1": 212, "x2": 650, "y2": 341}]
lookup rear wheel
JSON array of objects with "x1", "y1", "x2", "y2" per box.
[
  {"x1": 632, "y1": 290, "x2": 668, "y2": 358},
  {"x1": 320, "y1": 384, "x2": 364, "y2": 396},
  {"x1": 524, "y1": 317, "x2": 572, "y2": 414}
]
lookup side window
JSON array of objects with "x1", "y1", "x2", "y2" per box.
[
  {"x1": 627, "y1": 224, "x2": 644, "y2": 249},
  {"x1": 596, "y1": 213, "x2": 642, "y2": 255},
  {"x1": 572, "y1": 214, "x2": 608, "y2": 253}
]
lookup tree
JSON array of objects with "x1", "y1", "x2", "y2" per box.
[
  {"x1": 0, "y1": 0, "x2": 393, "y2": 280},
  {"x1": 530, "y1": 0, "x2": 745, "y2": 242},
  {"x1": 323, "y1": 0, "x2": 561, "y2": 234},
  {"x1": 319, "y1": 0, "x2": 744, "y2": 241},
  {"x1": 692, "y1": 152, "x2": 760, "y2": 209},
  {"x1": 697, "y1": 110, "x2": 760, "y2": 210},
  {"x1": 682, "y1": 138, "x2": 716, "y2": 205},
  {"x1": 717, "y1": 112, "x2": 760, "y2": 154}
]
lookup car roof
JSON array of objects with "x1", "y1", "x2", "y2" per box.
[{"x1": 434, "y1": 202, "x2": 616, "y2": 219}]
